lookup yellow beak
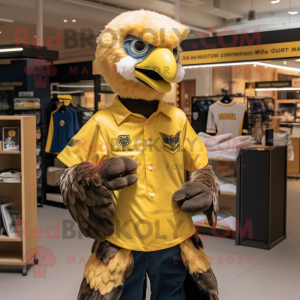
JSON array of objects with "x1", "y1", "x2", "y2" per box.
[{"x1": 135, "y1": 48, "x2": 177, "y2": 93}]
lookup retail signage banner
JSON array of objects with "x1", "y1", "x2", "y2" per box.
[
  {"x1": 292, "y1": 78, "x2": 300, "y2": 88},
  {"x1": 255, "y1": 81, "x2": 291, "y2": 89},
  {"x1": 182, "y1": 41, "x2": 300, "y2": 65}
]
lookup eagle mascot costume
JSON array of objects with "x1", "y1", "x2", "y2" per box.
[{"x1": 58, "y1": 9, "x2": 220, "y2": 300}]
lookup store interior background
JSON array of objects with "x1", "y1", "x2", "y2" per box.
[{"x1": 1, "y1": 0, "x2": 300, "y2": 299}]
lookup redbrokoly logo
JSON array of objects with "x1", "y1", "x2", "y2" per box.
[{"x1": 24, "y1": 57, "x2": 57, "y2": 88}]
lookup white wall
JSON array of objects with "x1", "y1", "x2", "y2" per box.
[{"x1": 183, "y1": 67, "x2": 212, "y2": 96}]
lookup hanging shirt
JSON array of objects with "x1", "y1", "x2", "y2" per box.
[
  {"x1": 206, "y1": 100, "x2": 247, "y2": 137},
  {"x1": 192, "y1": 100, "x2": 213, "y2": 134},
  {"x1": 57, "y1": 95, "x2": 208, "y2": 252},
  {"x1": 68, "y1": 106, "x2": 80, "y2": 133},
  {"x1": 45, "y1": 107, "x2": 76, "y2": 153}
]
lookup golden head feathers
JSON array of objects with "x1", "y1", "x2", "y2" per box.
[{"x1": 95, "y1": 10, "x2": 189, "y2": 100}]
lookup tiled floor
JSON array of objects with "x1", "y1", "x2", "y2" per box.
[{"x1": 1, "y1": 179, "x2": 300, "y2": 299}]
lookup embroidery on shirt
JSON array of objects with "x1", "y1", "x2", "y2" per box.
[
  {"x1": 118, "y1": 135, "x2": 130, "y2": 147},
  {"x1": 67, "y1": 138, "x2": 82, "y2": 149},
  {"x1": 158, "y1": 131, "x2": 181, "y2": 153}
]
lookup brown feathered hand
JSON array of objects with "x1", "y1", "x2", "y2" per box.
[
  {"x1": 60, "y1": 157, "x2": 138, "y2": 241},
  {"x1": 172, "y1": 166, "x2": 220, "y2": 227}
]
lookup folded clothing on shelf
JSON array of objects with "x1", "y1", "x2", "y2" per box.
[
  {"x1": 0, "y1": 169, "x2": 21, "y2": 183},
  {"x1": 198, "y1": 132, "x2": 256, "y2": 160},
  {"x1": 218, "y1": 176, "x2": 235, "y2": 185},
  {"x1": 217, "y1": 216, "x2": 236, "y2": 231},
  {"x1": 218, "y1": 177, "x2": 237, "y2": 194},
  {"x1": 46, "y1": 193, "x2": 63, "y2": 203},
  {"x1": 192, "y1": 211, "x2": 236, "y2": 231},
  {"x1": 220, "y1": 183, "x2": 236, "y2": 194},
  {"x1": 47, "y1": 167, "x2": 66, "y2": 186},
  {"x1": 261, "y1": 132, "x2": 294, "y2": 161}
]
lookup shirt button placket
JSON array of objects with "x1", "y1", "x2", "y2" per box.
[{"x1": 144, "y1": 120, "x2": 154, "y2": 199}]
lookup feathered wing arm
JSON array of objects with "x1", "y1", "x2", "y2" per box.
[
  {"x1": 172, "y1": 165, "x2": 219, "y2": 226},
  {"x1": 60, "y1": 157, "x2": 138, "y2": 300},
  {"x1": 60, "y1": 156, "x2": 138, "y2": 241}
]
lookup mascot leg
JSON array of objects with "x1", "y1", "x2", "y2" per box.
[
  {"x1": 180, "y1": 236, "x2": 219, "y2": 300},
  {"x1": 78, "y1": 241, "x2": 134, "y2": 300}
]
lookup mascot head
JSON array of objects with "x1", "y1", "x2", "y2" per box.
[{"x1": 95, "y1": 10, "x2": 189, "y2": 100}]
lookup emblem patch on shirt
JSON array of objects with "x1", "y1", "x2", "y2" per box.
[
  {"x1": 158, "y1": 131, "x2": 181, "y2": 153},
  {"x1": 67, "y1": 138, "x2": 82, "y2": 149},
  {"x1": 118, "y1": 135, "x2": 130, "y2": 147},
  {"x1": 60, "y1": 120, "x2": 65, "y2": 127}
]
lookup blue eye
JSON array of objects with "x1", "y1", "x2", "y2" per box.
[
  {"x1": 124, "y1": 35, "x2": 155, "y2": 59},
  {"x1": 130, "y1": 40, "x2": 149, "y2": 55}
]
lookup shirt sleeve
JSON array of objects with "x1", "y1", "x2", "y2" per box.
[
  {"x1": 206, "y1": 106, "x2": 216, "y2": 134},
  {"x1": 183, "y1": 119, "x2": 208, "y2": 172},
  {"x1": 67, "y1": 109, "x2": 76, "y2": 140},
  {"x1": 45, "y1": 109, "x2": 57, "y2": 153},
  {"x1": 57, "y1": 117, "x2": 107, "y2": 167},
  {"x1": 242, "y1": 109, "x2": 248, "y2": 135},
  {"x1": 70, "y1": 107, "x2": 80, "y2": 133}
]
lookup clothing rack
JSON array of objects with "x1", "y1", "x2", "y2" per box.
[
  {"x1": 246, "y1": 97, "x2": 275, "y2": 144},
  {"x1": 43, "y1": 95, "x2": 93, "y2": 208},
  {"x1": 192, "y1": 94, "x2": 245, "y2": 102}
]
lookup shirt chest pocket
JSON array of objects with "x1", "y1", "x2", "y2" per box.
[{"x1": 157, "y1": 129, "x2": 182, "y2": 154}]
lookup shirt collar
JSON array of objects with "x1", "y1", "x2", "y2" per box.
[{"x1": 110, "y1": 95, "x2": 172, "y2": 125}]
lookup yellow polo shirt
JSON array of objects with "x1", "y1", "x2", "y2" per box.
[{"x1": 58, "y1": 96, "x2": 208, "y2": 252}]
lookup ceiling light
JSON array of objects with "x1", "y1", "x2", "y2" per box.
[
  {"x1": 72, "y1": 19, "x2": 76, "y2": 22},
  {"x1": 255, "y1": 87, "x2": 300, "y2": 91},
  {"x1": 288, "y1": 11, "x2": 298, "y2": 15},
  {"x1": 0, "y1": 18, "x2": 14, "y2": 23},
  {"x1": 271, "y1": 0, "x2": 280, "y2": 3},
  {"x1": 257, "y1": 62, "x2": 300, "y2": 72},
  {"x1": 183, "y1": 61, "x2": 300, "y2": 72},
  {"x1": 0, "y1": 31, "x2": 1, "y2": 34},
  {"x1": 296, "y1": 59, "x2": 300, "y2": 61},
  {"x1": 284, "y1": 61, "x2": 287, "y2": 65},
  {"x1": 265, "y1": 66, "x2": 267, "y2": 68},
  {"x1": 0, "y1": 47, "x2": 23, "y2": 53},
  {"x1": 64, "y1": 19, "x2": 68, "y2": 22},
  {"x1": 183, "y1": 62, "x2": 255, "y2": 69},
  {"x1": 253, "y1": 64, "x2": 257, "y2": 67}
]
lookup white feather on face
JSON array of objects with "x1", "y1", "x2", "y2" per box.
[
  {"x1": 116, "y1": 56, "x2": 142, "y2": 82},
  {"x1": 173, "y1": 63, "x2": 185, "y2": 83}
]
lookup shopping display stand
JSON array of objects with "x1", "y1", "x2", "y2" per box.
[
  {"x1": 0, "y1": 116, "x2": 38, "y2": 275},
  {"x1": 191, "y1": 93, "x2": 245, "y2": 240},
  {"x1": 194, "y1": 157, "x2": 237, "y2": 240},
  {"x1": 13, "y1": 99, "x2": 46, "y2": 207},
  {"x1": 236, "y1": 145, "x2": 287, "y2": 249}
]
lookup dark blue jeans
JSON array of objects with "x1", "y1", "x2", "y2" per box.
[{"x1": 120, "y1": 245, "x2": 186, "y2": 300}]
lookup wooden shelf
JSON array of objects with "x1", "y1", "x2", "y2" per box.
[
  {"x1": 220, "y1": 191, "x2": 236, "y2": 196},
  {"x1": 208, "y1": 157, "x2": 236, "y2": 162},
  {"x1": 0, "y1": 151, "x2": 21, "y2": 154},
  {"x1": 0, "y1": 116, "x2": 37, "y2": 272},
  {"x1": 0, "y1": 235, "x2": 22, "y2": 242},
  {"x1": 0, "y1": 251, "x2": 24, "y2": 265}
]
